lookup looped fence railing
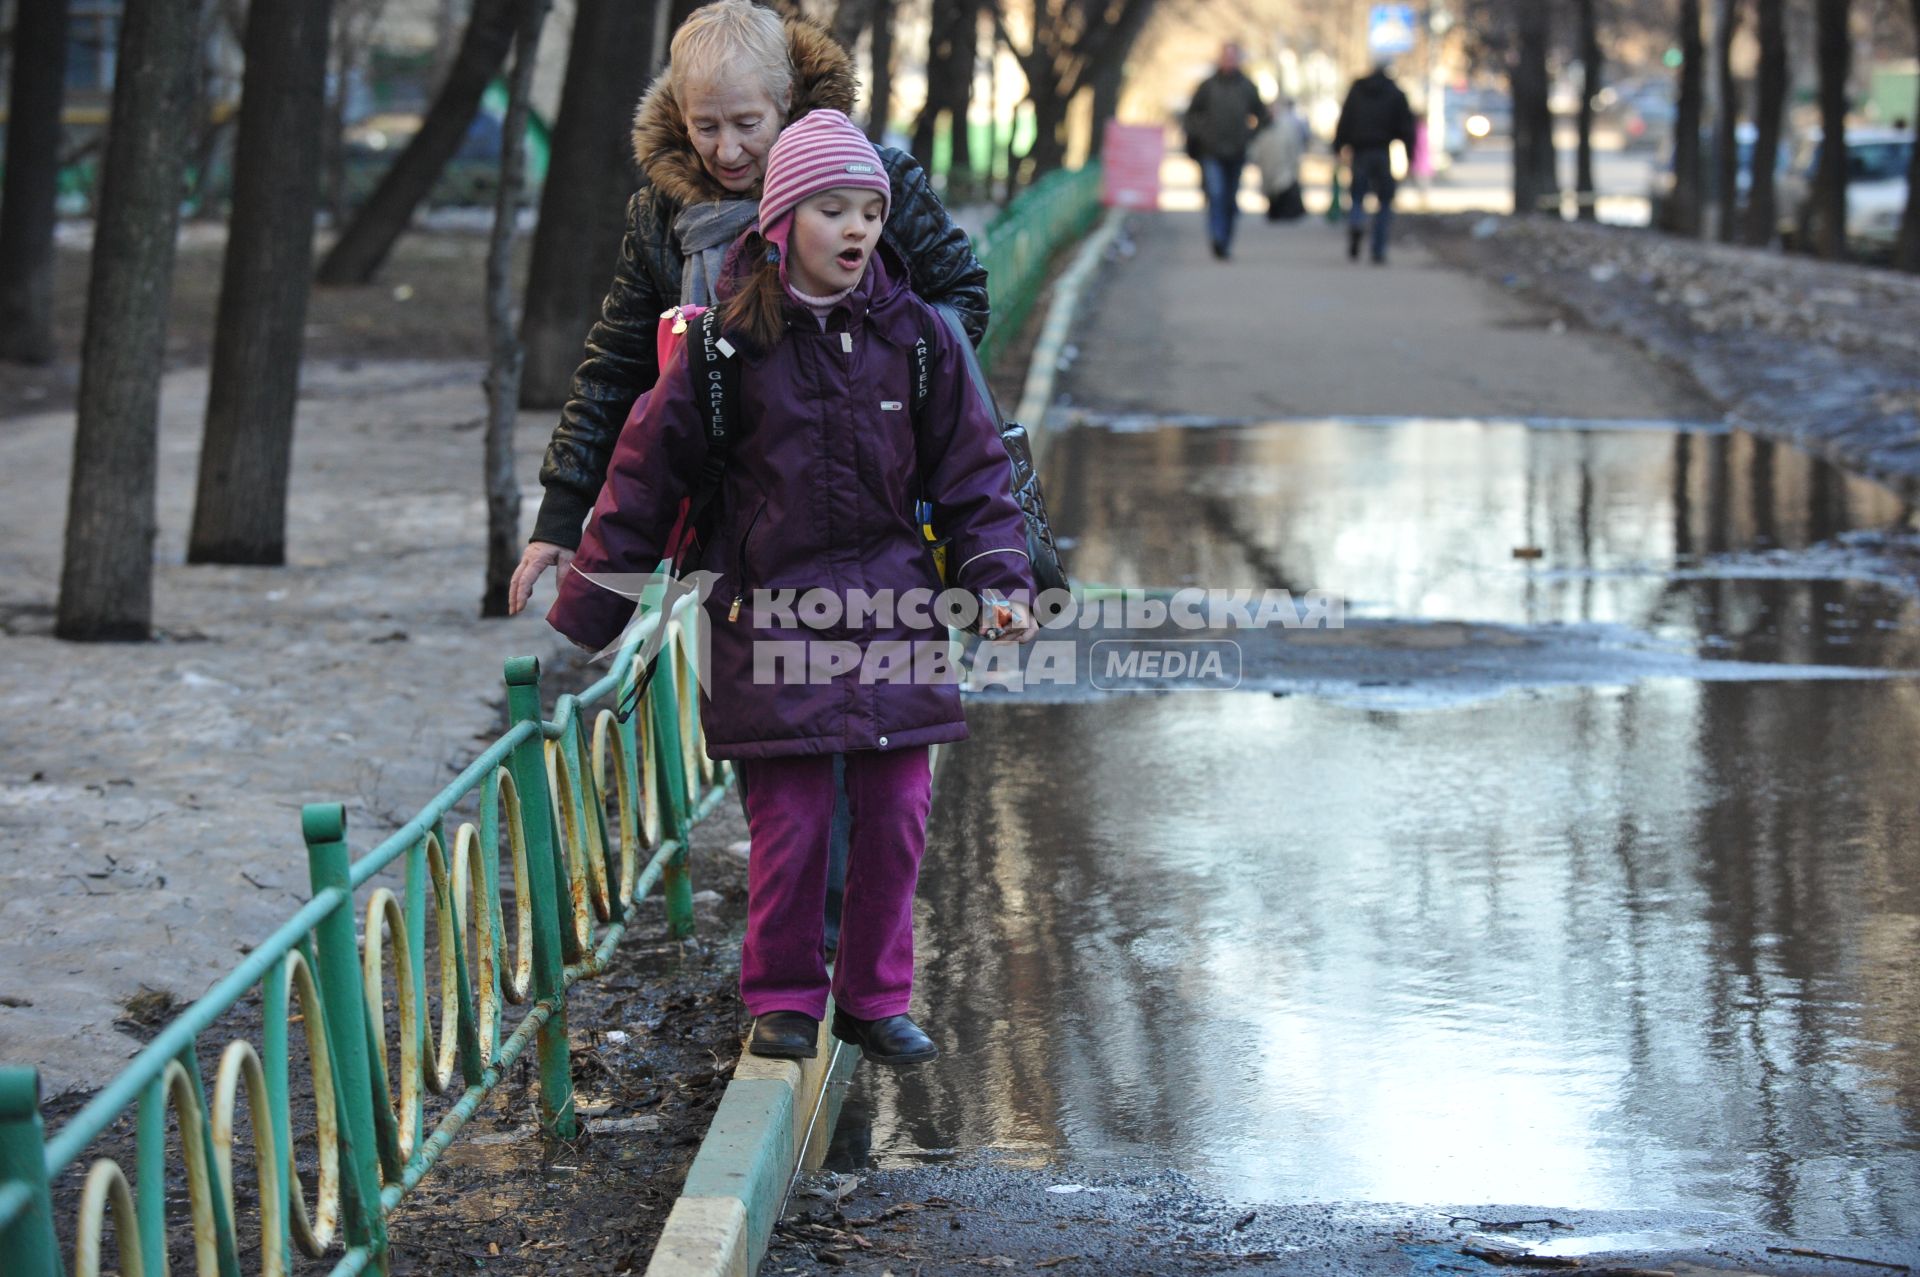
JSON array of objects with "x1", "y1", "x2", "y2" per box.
[
  {"x1": 974, "y1": 163, "x2": 1104, "y2": 376},
  {"x1": 0, "y1": 586, "x2": 730, "y2": 1276}
]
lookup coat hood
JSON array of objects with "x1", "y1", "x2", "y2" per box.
[{"x1": 631, "y1": 15, "x2": 859, "y2": 208}]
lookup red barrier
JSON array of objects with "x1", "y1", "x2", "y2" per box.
[{"x1": 1101, "y1": 121, "x2": 1164, "y2": 211}]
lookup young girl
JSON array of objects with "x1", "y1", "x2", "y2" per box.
[{"x1": 547, "y1": 110, "x2": 1035, "y2": 1064}]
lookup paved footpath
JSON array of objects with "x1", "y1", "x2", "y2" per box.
[{"x1": 1058, "y1": 207, "x2": 1716, "y2": 423}]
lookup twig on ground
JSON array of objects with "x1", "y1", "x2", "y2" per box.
[{"x1": 1765, "y1": 1247, "x2": 1911, "y2": 1272}]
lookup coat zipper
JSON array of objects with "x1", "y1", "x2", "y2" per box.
[{"x1": 730, "y1": 499, "x2": 767, "y2": 622}]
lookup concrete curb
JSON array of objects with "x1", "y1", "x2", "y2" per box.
[
  {"x1": 645, "y1": 1011, "x2": 858, "y2": 1277},
  {"x1": 1014, "y1": 208, "x2": 1126, "y2": 467}
]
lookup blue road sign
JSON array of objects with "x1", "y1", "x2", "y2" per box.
[{"x1": 1368, "y1": 4, "x2": 1418, "y2": 56}]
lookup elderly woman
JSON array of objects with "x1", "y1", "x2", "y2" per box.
[{"x1": 508, "y1": 0, "x2": 989, "y2": 610}]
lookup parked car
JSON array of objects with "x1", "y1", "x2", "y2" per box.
[
  {"x1": 341, "y1": 85, "x2": 551, "y2": 211},
  {"x1": 1777, "y1": 126, "x2": 1914, "y2": 254},
  {"x1": 1611, "y1": 86, "x2": 1678, "y2": 154},
  {"x1": 1647, "y1": 122, "x2": 1792, "y2": 229},
  {"x1": 1442, "y1": 89, "x2": 1512, "y2": 155}
]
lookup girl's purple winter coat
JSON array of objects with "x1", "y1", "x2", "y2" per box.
[{"x1": 546, "y1": 244, "x2": 1034, "y2": 760}]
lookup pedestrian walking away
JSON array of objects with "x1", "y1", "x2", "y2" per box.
[
  {"x1": 1183, "y1": 41, "x2": 1271, "y2": 259},
  {"x1": 545, "y1": 111, "x2": 1039, "y2": 1068},
  {"x1": 1333, "y1": 60, "x2": 1417, "y2": 264},
  {"x1": 1250, "y1": 96, "x2": 1309, "y2": 222},
  {"x1": 503, "y1": 0, "x2": 993, "y2": 959}
]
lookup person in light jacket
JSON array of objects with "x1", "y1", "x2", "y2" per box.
[{"x1": 1250, "y1": 98, "x2": 1307, "y2": 220}]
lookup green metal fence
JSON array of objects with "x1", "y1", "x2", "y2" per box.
[
  {"x1": 0, "y1": 589, "x2": 730, "y2": 1276},
  {"x1": 975, "y1": 164, "x2": 1104, "y2": 376}
]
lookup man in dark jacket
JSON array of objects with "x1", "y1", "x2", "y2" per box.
[
  {"x1": 1184, "y1": 42, "x2": 1271, "y2": 259},
  {"x1": 1334, "y1": 62, "x2": 1418, "y2": 264}
]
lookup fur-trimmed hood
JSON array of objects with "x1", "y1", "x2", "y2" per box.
[{"x1": 631, "y1": 14, "x2": 859, "y2": 209}]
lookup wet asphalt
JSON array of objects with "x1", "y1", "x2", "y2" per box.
[{"x1": 777, "y1": 220, "x2": 1920, "y2": 1276}]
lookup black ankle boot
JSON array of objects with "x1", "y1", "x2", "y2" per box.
[
  {"x1": 749, "y1": 1011, "x2": 819, "y2": 1059},
  {"x1": 830, "y1": 1009, "x2": 938, "y2": 1065}
]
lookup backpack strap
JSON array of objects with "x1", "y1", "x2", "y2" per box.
[
  {"x1": 910, "y1": 318, "x2": 933, "y2": 420},
  {"x1": 675, "y1": 306, "x2": 739, "y2": 571},
  {"x1": 615, "y1": 310, "x2": 738, "y2": 725}
]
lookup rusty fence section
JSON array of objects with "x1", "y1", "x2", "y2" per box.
[{"x1": 0, "y1": 589, "x2": 730, "y2": 1276}]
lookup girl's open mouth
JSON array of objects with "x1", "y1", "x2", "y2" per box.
[{"x1": 837, "y1": 249, "x2": 865, "y2": 269}]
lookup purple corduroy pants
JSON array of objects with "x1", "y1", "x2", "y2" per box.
[{"x1": 736, "y1": 746, "x2": 933, "y2": 1021}]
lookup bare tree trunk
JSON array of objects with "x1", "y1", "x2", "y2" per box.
[
  {"x1": 1895, "y1": 0, "x2": 1920, "y2": 270},
  {"x1": 945, "y1": 0, "x2": 976, "y2": 196},
  {"x1": 1712, "y1": 0, "x2": 1742, "y2": 241},
  {"x1": 867, "y1": 0, "x2": 896, "y2": 144},
  {"x1": 316, "y1": 0, "x2": 528, "y2": 284},
  {"x1": 187, "y1": 0, "x2": 336, "y2": 565},
  {"x1": 432, "y1": 0, "x2": 469, "y2": 89},
  {"x1": 325, "y1": 66, "x2": 350, "y2": 226},
  {"x1": 1005, "y1": 99, "x2": 1022, "y2": 202},
  {"x1": 1670, "y1": 0, "x2": 1706, "y2": 234},
  {"x1": 1090, "y1": 0, "x2": 1155, "y2": 157},
  {"x1": 0, "y1": 0, "x2": 72, "y2": 364},
  {"x1": 324, "y1": 1, "x2": 389, "y2": 226},
  {"x1": 519, "y1": 0, "x2": 652, "y2": 408},
  {"x1": 1811, "y1": 0, "x2": 1850, "y2": 258},
  {"x1": 913, "y1": 0, "x2": 965, "y2": 169},
  {"x1": 56, "y1": 0, "x2": 200, "y2": 641},
  {"x1": 1025, "y1": 78, "x2": 1071, "y2": 180},
  {"x1": 1575, "y1": 0, "x2": 1600, "y2": 221},
  {"x1": 187, "y1": 0, "x2": 244, "y2": 219},
  {"x1": 1511, "y1": 0, "x2": 1558, "y2": 216},
  {"x1": 483, "y1": 0, "x2": 552, "y2": 617},
  {"x1": 1747, "y1": 0, "x2": 1788, "y2": 246},
  {"x1": 668, "y1": 0, "x2": 704, "y2": 41},
  {"x1": 830, "y1": 0, "x2": 875, "y2": 51}
]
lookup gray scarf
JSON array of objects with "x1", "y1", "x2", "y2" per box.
[{"x1": 673, "y1": 199, "x2": 760, "y2": 305}]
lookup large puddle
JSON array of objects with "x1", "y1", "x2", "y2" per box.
[
  {"x1": 846, "y1": 417, "x2": 1920, "y2": 1243},
  {"x1": 1050, "y1": 415, "x2": 1918, "y2": 668}
]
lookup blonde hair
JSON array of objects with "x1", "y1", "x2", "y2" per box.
[{"x1": 669, "y1": 0, "x2": 793, "y2": 115}]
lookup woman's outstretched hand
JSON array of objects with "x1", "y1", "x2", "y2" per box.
[{"x1": 509, "y1": 541, "x2": 573, "y2": 616}]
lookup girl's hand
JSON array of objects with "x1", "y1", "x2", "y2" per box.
[
  {"x1": 976, "y1": 594, "x2": 1038, "y2": 644},
  {"x1": 509, "y1": 541, "x2": 574, "y2": 615}
]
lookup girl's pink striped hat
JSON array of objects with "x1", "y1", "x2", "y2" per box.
[{"x1": 756, "y1": 109, "x2": 892, "y2": 232}]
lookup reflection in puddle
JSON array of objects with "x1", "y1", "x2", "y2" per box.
[
  {"x1": 870, "y1": 688, "x2": 1920, "y2": 1238},
  {"x1": 1049, "y1": 417, "x2": 1918, "y2": 668}
]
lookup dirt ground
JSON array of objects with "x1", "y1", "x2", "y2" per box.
[{"x1": 0, "y1": 350, "x2": 582, "y2": 1091}]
